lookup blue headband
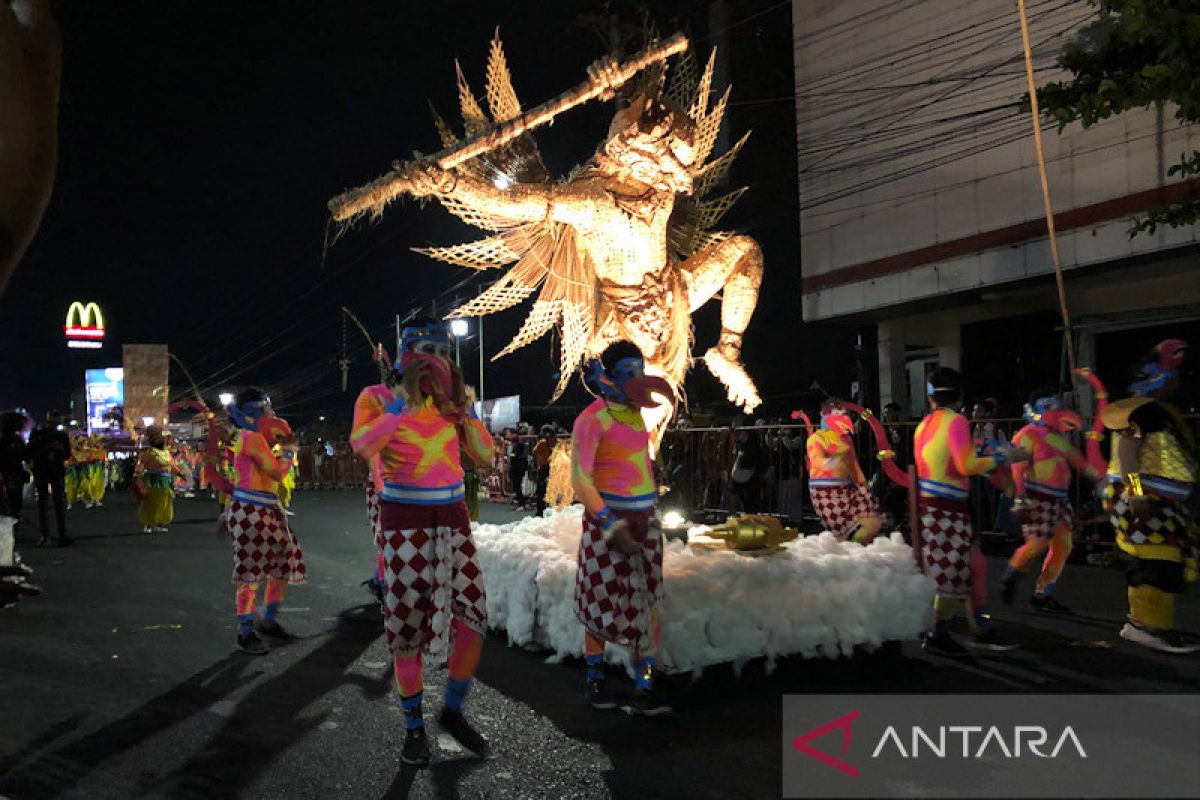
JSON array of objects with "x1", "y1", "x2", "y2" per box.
[
  {"x1": 229, "y1": 397, "x2": 271, "y2": 430},
  {"x1": 584, "y1": 356, "x2": 643, "y2": 402},
  {"x1": 1023, "y1": 396, "x2": 1058, "y2": 426},
  {"x1": 401, "y1": 322, "x2": 452, "y2": 350},
  {"x1": 1129, "y1": 362, "x2": 1176, "y2": 396}
]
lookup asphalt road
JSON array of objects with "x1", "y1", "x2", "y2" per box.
[{"x1": 1, "y1": 491, "x2": 1198, "y2": 800}]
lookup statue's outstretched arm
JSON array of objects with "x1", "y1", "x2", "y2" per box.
[{"x1": 407, "y1": 162, "x2": 600, "y2": 227}]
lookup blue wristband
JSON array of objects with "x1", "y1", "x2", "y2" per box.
[
  {"x1": 386, "y1": 396, "x2": 406, "y2": 415},
  {"x1": 594, "y1": 507, "x2": 616, "y2": 530}
]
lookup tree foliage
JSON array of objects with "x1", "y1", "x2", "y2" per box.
[{"x1": 1037, "y1": 0, "x2": 1200, "y2": 235}]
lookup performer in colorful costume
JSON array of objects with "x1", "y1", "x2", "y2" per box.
[
  {"x1": 1000, "y1": 390, "x2": 1098, "y2": 612},
  {"x1": 572, "y1": 340, "x2": 674, "y2": 716},
  {"x1": 1101, "y1": 339, "x2": 1199, "y2": 654},
  {"x1": 806, "y1": 405, "x2": 882, "y2": 544},
  {"x1": 134, "y1": 426, "x2": 177, "y2": 533},
  {"x1": 350, "y1": 319, "x2": 494, "y2": 765},
  {"x1": 351, "y1": 344, "x2": 405, "y2": 607},
  {"x1": 64, "y1": 433, "x2": 85, "y2": 509},
  {"x1": 87, "y1": 436, "x2": 108, "y2": 506},
  {"x1": 915, "y1": 368, "x2": 1029, "y2": 657},
  {"x1": 222, "y1": 389, "x2": 307, "y2": 656}
]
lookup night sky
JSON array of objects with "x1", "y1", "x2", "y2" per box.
[{"x1": 1, "y1": 0, "x2": 851, "y2": 425}]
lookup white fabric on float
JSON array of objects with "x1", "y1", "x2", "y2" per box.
[{"x1": 473, "y1": 506, "x2": 936, "y2": 675}]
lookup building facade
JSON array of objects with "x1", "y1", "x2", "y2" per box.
[{"x1": 795, "y1": 0, "x2": 1200, "y2": 416}]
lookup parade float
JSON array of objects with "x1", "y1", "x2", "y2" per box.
[
  {"x1": 328, "y1": 32, "x2": 935, "y2": 670},
  {"x1": 473, "y1": 508, "x2": 934, "y2": 673}
]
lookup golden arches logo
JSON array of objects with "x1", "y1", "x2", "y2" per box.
[{"x1": 65, "y1": 301, "x2": 105, "y2": 339}]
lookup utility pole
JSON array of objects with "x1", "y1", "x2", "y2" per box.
[
  {"x1": 395, "y1": 314, "x2": 401, "y2": 360},
  {"x1": 478, "y1": 316, "x2": 485, "y2": 401}
]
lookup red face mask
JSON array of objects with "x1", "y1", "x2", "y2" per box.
[
  {"x1": 622, "y1": 375, "x2": 673, "y2": 409},
  {"x1": 257, "y1": 416, "x2": 293, "y2": 445},
  {"x1": 1041, "y1": 409, "x2": 1082, "y2": 433},
  {"x1": 822, "y1": 413, "x2": 854, "y2": 436},
  {"x1": 401, "y1": 351, "x2": 456, "y2": 402}
]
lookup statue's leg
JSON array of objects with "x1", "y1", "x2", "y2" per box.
[{"x1": 682, "y1": 235, "x2": 764, "y2": 412}]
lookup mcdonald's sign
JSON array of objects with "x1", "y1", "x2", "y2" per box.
[{"x1": 65, "y1": 301, "x2": 105, "y2": 349}]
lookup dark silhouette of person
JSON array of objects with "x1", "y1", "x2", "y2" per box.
[{"x1": 26, "y1": 412, "x2": 72, "y2": 546}]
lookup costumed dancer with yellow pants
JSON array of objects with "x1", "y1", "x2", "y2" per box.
[
  {"x1": 135, "y1": 426, "x2": 178, "y2": 532},
  {"x1": 65, "y1": 433, "x2": 84, "y2": 510},
  {"x1": 87, "y1": 435, "x2": 108, "y2": 507},
  {"x1": 222, "y1": 389, "x2": 307, "y2": 655},
  {"x1": 806, "y1": 404, "x2": 883, "y2": 544},
  {"x1": 916, "y1": 368, "x2": 1029, "y2": 657},
  {"x1": 572, "y1": 340, "x2": 674, "y2": 716},
  {"x1": 350, "y1": 319, "x2": 494, "y2": 766},
  {"x1": 1000, "y1": 390, "x2": 1099, "y2": 612},
  {"x1": 1101, "y1": 339, "x2": 1199, "y2": 654}
]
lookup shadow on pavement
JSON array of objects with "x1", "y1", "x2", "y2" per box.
[
  {"x1": 153, "y1": 603, "x2": 387, "y2": 799},
  {"x1": 0, "y1": 656, "x2": 260, "y2": 798},
  {"x1": 382, "y1": 755, "x2": 485, "y2": 800}
]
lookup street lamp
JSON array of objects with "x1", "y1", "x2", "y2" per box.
[
  {"x1": 218, "y1": 392, "x2": 234, "y2": 407},
  {"x1": 318, "y1": 415, "x2": 326, "y2": 422},
  {"x1": 450, "y1": 318, "x2": 468, "y2": 367}
]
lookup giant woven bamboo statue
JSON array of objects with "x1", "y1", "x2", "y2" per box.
[{"x1": 329, "y1": 32, "x2": 763, "y2": 413}]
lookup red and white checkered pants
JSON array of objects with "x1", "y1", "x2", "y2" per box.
[
  {"x1": 365, "y1": 483, "x2": 381, "y2": 542},
  {"x1": 377, "y1": 500, "x2": 487, "y2": 657},
  {"x1": 574, "y1": 508, "x2": 664, "y2": 653},
  {"x1": 918, "y1": 497, "x2": 973, "y2": 599},
  {"x1": 1021, "y1": 492, "x2": 1073, "y2": 541},
  {"x1": 810, "y1": 484, "x2": 881, "y2": 540},
  {"x1": 225, "y1": 499, "x2": 308, "y2": 585}
]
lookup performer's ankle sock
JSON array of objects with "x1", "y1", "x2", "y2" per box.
[
  {"x1": 1039, "y1": 582, "x2": 1054, "y2": 597},
  {"x1": 444, "y1": 677, "x2": 471, "y2": 713},
  {"x1": 263, "y1": 603, "x2": 280, "y2": 622},
  {"x1": 237, "y1": 613, "x2": 254, "y2": 636},
  {"x1": 634, "y1": 656, "x2": 655, "y2": 690},
  {"x1": 585, "y1": 653, "x2": 605, "y2": 681},
  {"x1": 401, "y1": 693, "x2": 424, "y2": 730},
  {"x1": 973, "y1": 608, "x2": 993, "y2": 632},
  {"x1": 1002, "y1": 565, "x2": 1019, "y2": 581}
]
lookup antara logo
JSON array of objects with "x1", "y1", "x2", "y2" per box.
[
  {"x1": 65, "y1": 301, "x2": 105, "y2": 349},
  {"x1": 792, "y1": 711, "x2": 1087, "y2": 777}
]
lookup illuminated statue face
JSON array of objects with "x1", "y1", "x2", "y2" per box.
[{"x1": 603, "y1": 93, "x2": 696, "y2": 194}]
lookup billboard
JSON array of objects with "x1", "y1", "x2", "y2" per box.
[{"x1": 85, "y1": 368, "x2": 124, "y2": 434}]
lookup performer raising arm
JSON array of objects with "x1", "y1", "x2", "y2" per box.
[
  {"x1": 915, "y1": 368, "x2": 1028, "y2": 657},
  {"x1": 351, "y1": 319, "x2": 494, "y2": 766},
  {"x1": 1000, "y1": 390, "x2": 1099, "y2": 613}
]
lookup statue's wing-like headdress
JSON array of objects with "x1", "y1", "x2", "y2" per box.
[{"x1": 664, "y1": 47, "x2": 751, "y2": 262}]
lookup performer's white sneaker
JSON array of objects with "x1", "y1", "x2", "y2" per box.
[
  {"x1": 1120, "y1": 623, "x2": 1200, "y2": 654},
  {"x1": 142, "y1": 526, "x2": 153, "y2": 534}
]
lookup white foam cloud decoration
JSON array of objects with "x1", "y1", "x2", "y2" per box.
[{"x1": 472, "y1": 507, "x2": 936, "y2": 675}]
